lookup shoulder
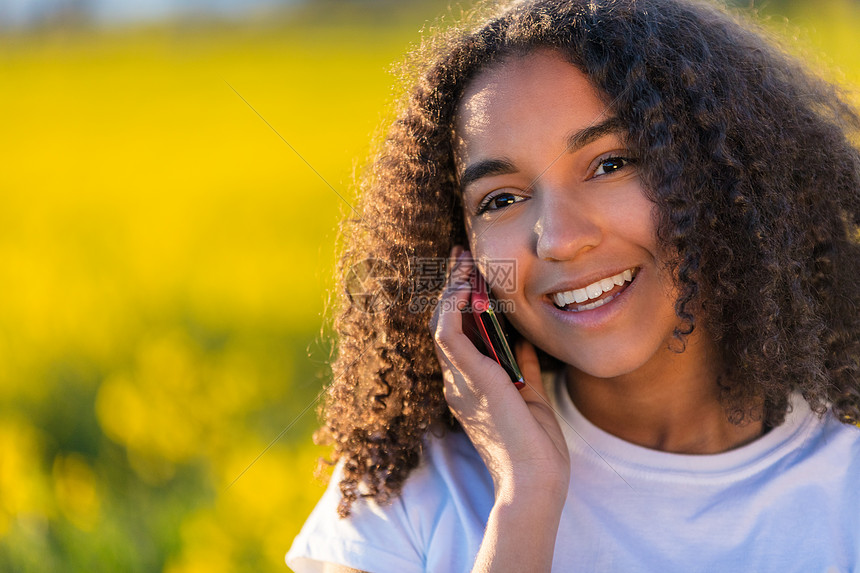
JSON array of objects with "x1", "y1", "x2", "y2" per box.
[
  {"x1": 737, "y1": 395, "x2": 860, "y2": 488},
  {"x1": 788, "y1": 399, "x2": 860, "y2": 458},
  {"x1": 763, "y1": 403, "x2": 860, "y2": 552},
  {"x1": 754, "y1": 399, "x2": 860, "y2": 532},
  {"x1": 287, "y1": 430, "x2": 493, "y2": 573},
  {"x1": 789, "y1": 403, "x2": 860, "y2": 475}
]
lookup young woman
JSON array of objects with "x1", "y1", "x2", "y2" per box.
[{"x1": 288, "y1": 0, "x2": 860, "y2": 571}]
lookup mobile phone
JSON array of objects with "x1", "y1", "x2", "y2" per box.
[{"x1": 470, "y1": 272, "x2": 525, "y2": 389}]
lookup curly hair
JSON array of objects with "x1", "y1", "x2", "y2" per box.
[{"x1": 316, "y1": 0, "x2": 860, "y2": 517}]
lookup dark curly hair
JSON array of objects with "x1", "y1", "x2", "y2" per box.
[{"x1": 316, "y1": 0, "x2": 860, "y2": 517}]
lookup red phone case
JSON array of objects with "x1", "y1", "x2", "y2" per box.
[{"x1": 470, "y1": 273, "x2": 525, "y2": 389}]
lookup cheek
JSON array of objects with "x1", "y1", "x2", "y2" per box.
[
  {"x1": 463, "y1": 217, "x2": 476, "y2": 250},
  {"x1": 469, "y1": 232, "x2": 527, "y2": 300},
  {"x1": 611, "y1": 192, "x2": 656, "y2": 237},
  {"x1": 469, "y1": 231, "x2": 510, "y2": 266}
]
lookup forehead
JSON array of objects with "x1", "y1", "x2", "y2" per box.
[{"x1": 454, "y1": 50, "x2": 609, "y2": 168}]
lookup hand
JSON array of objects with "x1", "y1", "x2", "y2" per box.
[{"x1": 430, "y1": 247, "x2": 570, "y2": 496}]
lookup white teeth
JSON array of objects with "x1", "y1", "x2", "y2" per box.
[
  {"x1": 551, "y1": 268, "x2": 637, "y2": 309},
  {"x1": 580, "y1": 295, "x2": 613, "y2": 312}
]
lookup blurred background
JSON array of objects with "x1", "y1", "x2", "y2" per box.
[{"x1": 0, "y1": 0, "x2": 858, "y2": 571}]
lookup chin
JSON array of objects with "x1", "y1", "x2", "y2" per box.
[{"x1": 553, "y1": 346, "x2": 654, "y2": 380}]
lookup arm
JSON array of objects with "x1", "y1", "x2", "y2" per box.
[
  {"x1": 431, "y1": 249, "x2": 571, "y2": 572},
  {"x1": 473, "y1": 480, "x2": 567, "y2": 572}
]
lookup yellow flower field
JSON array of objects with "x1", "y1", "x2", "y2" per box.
[{"x1": 0, "y1": 0, "x2": 858, "y2": 571}]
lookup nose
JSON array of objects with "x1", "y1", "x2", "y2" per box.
[{"x1": 534, "y1": 193, "x2": 602, "y2": 261}]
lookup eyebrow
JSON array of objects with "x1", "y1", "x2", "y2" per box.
[
  {"x1": 565, "y1": 116, "x2": 625, "y2": 153},
  {"x1": 459, "y1": 158, "x2": 517, "y2": 190},
  {"x1": 458, "y1": 116, "x2": 625, "y2": 191}
]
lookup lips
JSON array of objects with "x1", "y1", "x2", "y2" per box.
[{"x1": 550, "y1": 268, "x2": 638, "y2": 312}]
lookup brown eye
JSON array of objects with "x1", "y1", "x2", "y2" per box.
[
  {"x1": 477, "y1": 192, "x2": 525, "y2": 214},
  {"x1": 594, "y1": 156, "x2": 630, "y2": 177}
]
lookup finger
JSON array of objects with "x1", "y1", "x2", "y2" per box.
[
  {"x1": 445, "y1": 250, "x2": 474, "y2": 298},
  {"x1": 431, "y1": 247, "x2": 472, "y2": 382},
  {"x1": 514, "y1": 340, "x2": 552, "y2": 404},
  {"x1": 429, "y1": 245, "x2": 466, "y2": 328},
  {"x1": 434, "y1": 251, "x2": 474, "y2": 345},
  {"x1": 447, "y1": 245, "x2": 465, "y2": 274},
  {"x1": 434, "y1": 252, "x2": 511, "y2": 388}
]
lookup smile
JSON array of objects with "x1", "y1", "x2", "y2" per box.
[{"x1": 551, "y1": 268, "x2": 638, "y2": 312}]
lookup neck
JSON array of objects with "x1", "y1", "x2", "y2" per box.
[{"x1": 565, "y1": 332, "x2": 764, "y2": 455}]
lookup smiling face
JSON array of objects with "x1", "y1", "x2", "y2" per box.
[{"x1": 455, "y1": 50, "x2": 710, "y2": 383}]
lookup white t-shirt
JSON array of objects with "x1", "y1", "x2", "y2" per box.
[{"x1": 287, "y1": 384, "x2": 860, "y2": 573}]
